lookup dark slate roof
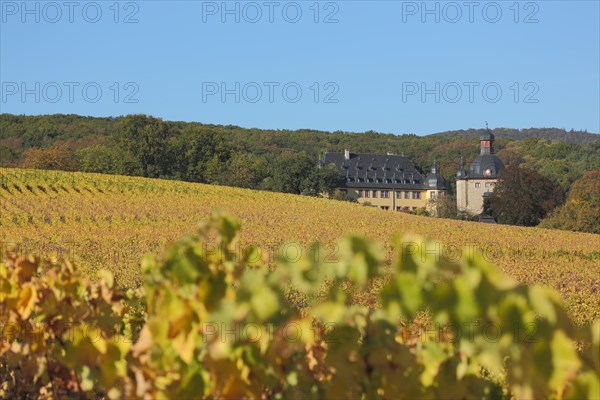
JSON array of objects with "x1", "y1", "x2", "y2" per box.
[
  {"x1": 425, "y1": 164, "x2": 447, "y2": 190},
  {"x1": 320, "y1": 152, "x2": 445, "y2": 190},
  {"x1": 465, "y1": 154, "x2": 505, "y2": 179},
  {"x1": 480, "y1": 130, "x2": 495, "y2": 141}
]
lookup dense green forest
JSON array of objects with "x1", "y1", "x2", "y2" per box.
[{"x1": 1, "y1": 113, "x2": 599, "y2": 232}]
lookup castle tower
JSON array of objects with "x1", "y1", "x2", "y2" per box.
[
  {"x1": 425, "y1": 161, "x2": 447, "y2": 216},
  {"x1": 456, "y1": 124, "x2": 505, "y2": 216}
]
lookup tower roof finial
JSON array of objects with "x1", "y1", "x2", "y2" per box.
[{"x1": 431, "y1": 158, "x2": 438, "y2": 173}]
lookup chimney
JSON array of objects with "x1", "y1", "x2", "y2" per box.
[{"x1": 344, "y1": 149, "x2": 350, "y2": 160}]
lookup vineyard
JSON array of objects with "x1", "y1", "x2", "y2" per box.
[
  {"x1": 1, "y1": 211, "x2": 599, "y2": 398},
  {"x1": 1, "y1": 168, "x2": 599, "y2": 326}
]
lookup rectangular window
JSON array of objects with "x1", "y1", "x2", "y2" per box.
[
  {"x1": 404, "y1": 191, "x2": 409, "y2": 199},
  {"x1": 396, "y1": 191, "x2": 401, "y2": 199},
  {"x1": 475, "y1": 183, "x2": 481, "y2": 188},
  {"x1": 372, "y1": 190, "x2": 378, "y2": 198},
  {"x1": 430, "y1": 192, "x2": 436, "y2": 199},
  {"x1": 364, "y1": 190, "x2": 370, "y2": 198},
  {"x1": 485, "y1": 182, "x2": 491, "y2": 188},
  {"x1": 381, "y1": 206, "x2": 389, "y2": 210},
  {"x1": 396, "y1": 207, "x2": 401, "y2": 211},
  {"x1": 357, "y1": 190, "x2": 362, "y2": 198},
  {"x1": 381, "y1": 190, "x2": 389, "y2": 198},
  {"x1": 412, "y1": 192, "x2": 420, "y2": 199}
]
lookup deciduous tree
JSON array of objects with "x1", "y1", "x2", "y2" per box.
[
  {"x1": 540, "y1": 170, "x2": 600, "y2": 233},
  {"x1": 487, "y1": 166, "x2": 565, "y2": 226},
  {"x1": 118, "y1": 115, "x2": 169, "y2": 178},
  {"x1": 18, "y1": 143, "x2": 77, "y2": 171}
]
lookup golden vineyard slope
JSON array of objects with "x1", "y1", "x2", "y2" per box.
[{"x1": 1, "y1": 168, "x2": 598, "y2": 324}]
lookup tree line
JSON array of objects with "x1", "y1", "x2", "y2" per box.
[
  {"x1": 1, "y1": 113, "x2": 598, "y2": 232},
  {"x1": 1, "y1": 113, "x2": 598, "y2": 192},
  {"x1": 6, "y1": 115, "x2": 342, "y2": 197}
]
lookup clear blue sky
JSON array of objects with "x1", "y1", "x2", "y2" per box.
[{"x1": 1, "y1": 0, "x2": 599, "y2": 135}]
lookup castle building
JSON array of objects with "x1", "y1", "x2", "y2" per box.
[
  {"x1": 320, "y1": 150, "x2": 446, "y2": 213},
  {"x1": 456, "y1": 127, "x2": 505, "y2": 216}
]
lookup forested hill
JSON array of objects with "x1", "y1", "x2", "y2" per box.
[
  {"x1": 432, "y1": 127, "x2": 599, "y2": 145},
  {"x1": 1, "y1": 114, "x2": 597, "y2": 149},
  {"x1": 1, "y1": 114, "x2": 598, "y2": 197}
]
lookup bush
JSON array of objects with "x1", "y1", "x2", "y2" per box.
[
  {"x1": 1, "y1": 213, "x2": 598, "y2": 399},
  {"x1": 331, "y1": 190, "x2": 358, "y2": 203},
  {"x1": 413, "y1": 207, "x2": 430, "y2": 216}
]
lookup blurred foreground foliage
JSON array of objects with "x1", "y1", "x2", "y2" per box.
[{"x1": 1, "y1": 212, "x2": 598, "y2": 399}]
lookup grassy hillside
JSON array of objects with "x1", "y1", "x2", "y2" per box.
[{"x1": 1, "y1": 168, "x2": 599, "y2": 324}]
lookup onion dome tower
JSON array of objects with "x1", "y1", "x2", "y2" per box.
[
  {"x1": 467, "y1": 123, "x2": 505, "y2": 179},
  {"x1": 426, "y1": 162, "x2": 446, "y2": 190}
]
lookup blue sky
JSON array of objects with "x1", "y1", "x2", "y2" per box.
[{"x1": 1, "y1": 0, "x2": 599, "y2": 135}]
